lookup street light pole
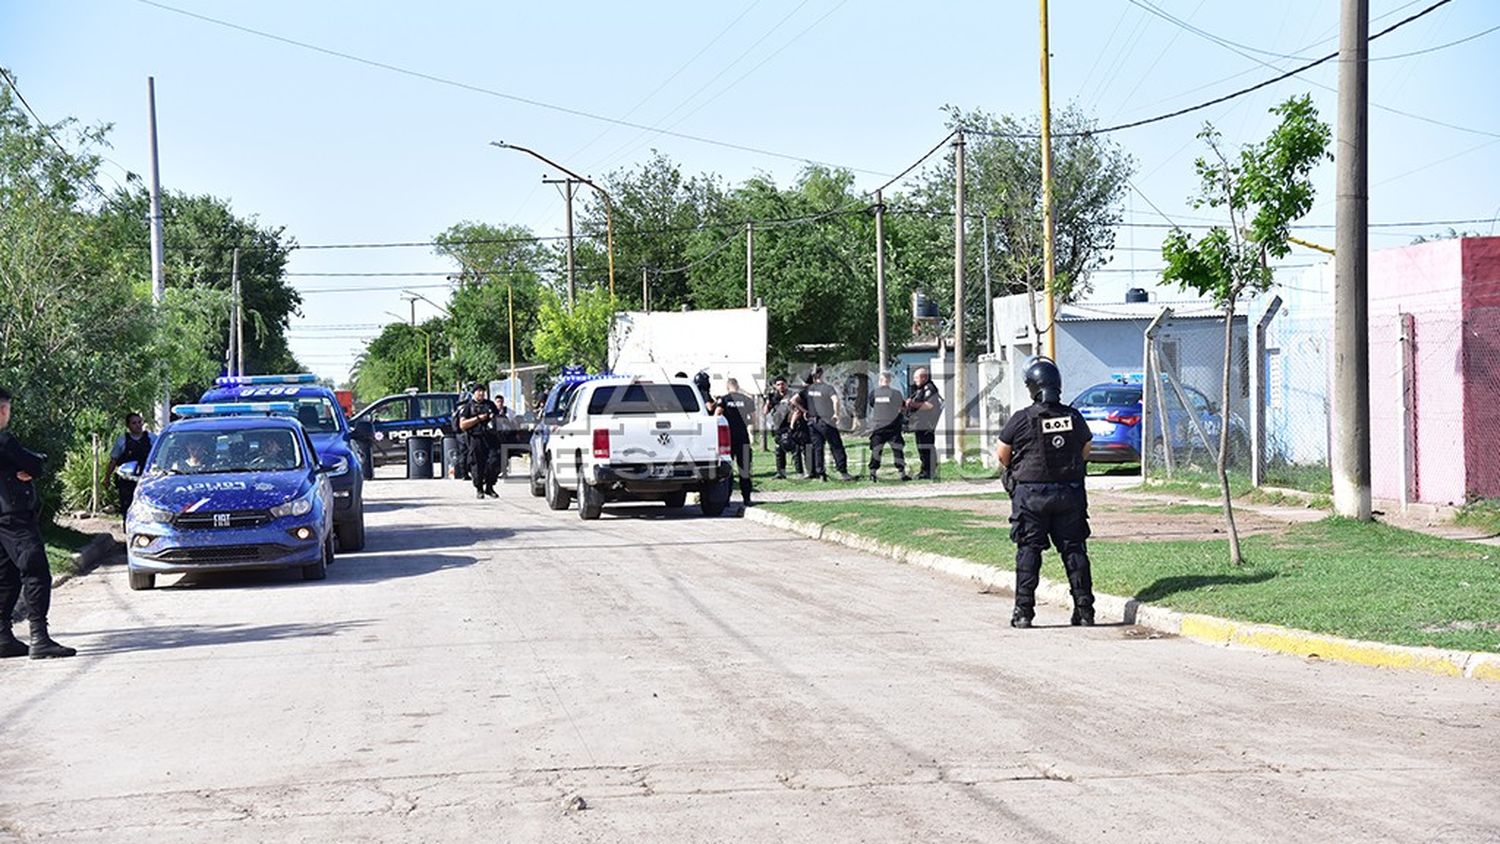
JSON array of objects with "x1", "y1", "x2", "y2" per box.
[{"x1": 492, "y1": 141, "x2": 616, "y2": 298}]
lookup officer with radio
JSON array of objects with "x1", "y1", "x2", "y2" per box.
[
  {"x1": 457, "y1": 383, "x2": 501, "y2": 499},
  {"x1": 765, "y1": 377, "x2": 806, "y2": 479},
  {"x1": 996, "y1": 358, "x2": 1096, "y2": 629}
]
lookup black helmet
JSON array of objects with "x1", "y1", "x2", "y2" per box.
[
  {"x1": 1024, "y1": 357, "x2": 1063, "y2": 404},
  {"x1": 692, "y1": 371, "x2": 712, "y2": 398}
]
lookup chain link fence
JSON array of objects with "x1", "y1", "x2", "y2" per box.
[{"x1": 1141, "y1": 310, "x2": 1252, "y2": 484}]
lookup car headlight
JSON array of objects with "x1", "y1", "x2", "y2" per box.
[
  {"x1": 270, "y1": 494, "x2": 314, "y2": 518},
  {"x1": 129, "y1": 501, "x2": 175, "y2": 524}
]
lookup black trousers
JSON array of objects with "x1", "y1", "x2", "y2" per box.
[
  {"x1": 468, "y1": 436, "x2": 500, "y2": 491},
  {"x1": 0, "y1": 514, "x2": 51, "y2": 627},
  {"x1": 115, "y1": 478, "x2": 138, "y2": 519},
  {"x1": 807, "y1": 419, "x2": 847, "y2": 478},
  {"x1": 730, "y1": 439, "x2": 753, "y2": 502},
  {"x1": 867, "y1": 421, "x2": 907, "y2": 474},
  {"x1": 1008, "y1": 482, "x2": 1094, "y2": 617},
  {"x1": 774, "y1": 432, "x2": 805, "y2": 476},
  {"x1": 913, "y1": 429, "x2": 938, "y2": 479}
]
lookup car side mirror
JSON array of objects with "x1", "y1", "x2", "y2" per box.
[
  {"x1": 115, "y1": 460, "x2": 142, "y2": 480},
  {"x1": 316, "y1": 461, "x2": 340, "y2": 474},
  {"x1": 351, "y1": 420, "x2": 374, "y2": 441}
]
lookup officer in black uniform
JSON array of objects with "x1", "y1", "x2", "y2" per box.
[
  {"x1": 866, "y1": 371, "x2": 910, "y2": 482},
  {"x1": 0, "y1": 387, "x2": 76, "y2": 658},
  {"x1": 457, "y1": 383, "x2": 501, "y2": 499},
  {"x1": 906, "y1": 367, "x2": 943, "y2": 480},
  {"x1": 997, "y1": 358, "x2": 1096, "y2": 628},
  {"x1": 105, "y1": 411, "x2": 153, "y2": 521},
  {"x1": 765, "y1": 377, "x2": 806, "y2": 479},
  {"x1": 715, "y1": 378, "x2": 756, "y2": 507},
  {"x1": 792, "y1": 369, "x2": 852, "y2": 482}
]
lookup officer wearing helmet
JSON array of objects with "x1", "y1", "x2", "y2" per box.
[{"x1": 996, "y1": 357, "x2": 1096, "y2": 628}]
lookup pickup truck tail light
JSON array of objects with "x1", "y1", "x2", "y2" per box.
[
  {"x1": 1106, "y1": 411, "x2": 1141, "y2": 427},
  {"x1": 592, "y1": 428, "x2": 610, "y2": 459},
  {"x1": 717, "y1": 420, "x2": 731, "y2": 457}
]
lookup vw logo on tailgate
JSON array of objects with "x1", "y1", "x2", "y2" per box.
[{"x1": 657, "y1": 432, "x2": 672, "y2": 446}]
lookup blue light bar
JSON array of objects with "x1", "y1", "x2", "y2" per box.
[
  {"x1": 1111, "y1": 372, "x2": 1144, "y2": 385},
  {"x1": 173, "y1": 401, "x2": 298, "y2": 417},
  {"x1": 214, "y1": 373, "x2": 319, "y2": 387}
]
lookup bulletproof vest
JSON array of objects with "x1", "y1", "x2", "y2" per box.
[
  {"x1": 121, "y1": 433, "x2": 153, "y2": 466},
  {"x1": 1009, "y1": 403, "x2": 1087, "y2": 483}
]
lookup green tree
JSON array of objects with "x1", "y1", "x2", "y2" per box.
[
  {"x1": 1160, "y1": 94, "x2": 1331, "y2": 565},
  {"x1": 532, "y1": 287, "x2": 616, "y2": 372},
  {"x1": 434, "y1": 222, "x2": 551, "y2": 380},
  {"x1": 350, "y1": 318, "x2": 454, "y2": 401}
]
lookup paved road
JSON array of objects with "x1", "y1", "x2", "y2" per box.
[{"x1": 3, "y1": 472, "x2": 1497, "y2": 842}]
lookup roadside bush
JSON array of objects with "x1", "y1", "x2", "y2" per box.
[{"x1": 57, "y1": 438, "x2": 117, "y2": 515}]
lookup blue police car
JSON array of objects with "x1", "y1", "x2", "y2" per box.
[
  {"x1": 1072, "y1": 374, "x2": 1249, "y2": 465},
  {"x1": 199, "y1": 375, "x2": 371, "y2": 551},
  {"x1": 123, "y1": 406, "x2": 338, "y2": 590}
]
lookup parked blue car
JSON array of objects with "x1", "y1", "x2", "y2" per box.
[
  {"x1": 200, "y1": 374, "x2": 370, "y2": 551},
  {"x1": 1071, "y1": 376, "x2": 1249, "y2": 465},
  {"x1": 123, "y1": 409, "x2": 338, "y2": 590}
]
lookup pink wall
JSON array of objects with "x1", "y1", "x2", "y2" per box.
[
  {"x1": 1368, "y1": 239, "x2": 1465, "y2": 504},
  {"x1": 1462, "y1": 237, "x2": 1500, "y2": 499}
]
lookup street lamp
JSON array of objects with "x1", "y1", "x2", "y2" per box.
[
  {"x1": 385, "y1": 311, "x2": 432, "y2": 393},
  {"x1": 490, "y1": 141, "x2": 616, "y2": 300}
]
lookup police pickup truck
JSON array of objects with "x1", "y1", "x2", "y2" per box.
[
  {"x1": 199, "y1": 374, "x2": 371, "y2": 551},
  {"x1": 539, "y1": 376, "x2": 733, "y2": 519}
]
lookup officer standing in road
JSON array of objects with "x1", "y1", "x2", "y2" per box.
[
  {"x1": 457, "y1": 383, "x2": 501, "y2": 499},
  {"x1": 715, "y1": 378, "x2": 756, "y2": 508},
  {"x1": 906, "y1": 367, "x2": 943, "y2": 480},
  {"x1": 792, "y1": 369, "x2": 853, "y2": 482},
  {"x1": 765, "y1": 377, "x2": 806, "y2": 479},
  {"x1": 0, "y1": 387, "x2": 76, "y2": 659},
  {"x1": 996, "y1": 358, "x2": 1096, "y2": 629},
  {"x1": 866, "y1": 372, "x2": 910, "y2": 483},
  {"x1": 105, "y1": 411, "x2": 153, "y2": 521}
]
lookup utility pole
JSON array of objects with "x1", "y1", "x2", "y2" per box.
[
  {"x1": 508, "y1": 282, "x2": 517, "y2": 406},
  {"x1": 147, "y1": 77, "x2": 168, "y2": 428},
  {"x1": 642, "y1": 267, "x2": 650, "y2": 313},
  {"x1": 231, "y1": 247, "x2": 244, "y2": 377},
  {"x1": 544, "y1": 177, "x2": 584, "y2": 308},
  {"x1": 745, "y1": 222, "x2": 754, "y2": 308},
  {"x1": 952, "y1": 130, "x2": 967, "y2": 455},
  {"x1": 403, "y1": 293, "x2": 417, "y2": 326},
  {"x1": 982, "y1": 212, "x2": 993, "y2": 354},
  {"x1": 1040, "y1": 0, "x2": 1058, "y2": 361},
  {"x1": 875, "y1": 189, "x2": 889, "y2": 373},
  {"x1": 1333, "y1": 0, "x2": 1372, "y2": 521}
]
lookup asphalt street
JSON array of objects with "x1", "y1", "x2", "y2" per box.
[{"x1": 2, "y1": 470, "x2": 1497, "y2": 842}]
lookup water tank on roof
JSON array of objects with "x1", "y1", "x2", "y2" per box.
[
  {"x1": 912, "y1": 291, "x2": 939, "y2": 319},
  {"x1": 1125, "y1": 287, "x2": 1150, "y2": 304}
]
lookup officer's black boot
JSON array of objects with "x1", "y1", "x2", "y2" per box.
[
  {"x1": 28, "y1": 621, "x2": 76, "y2": 659},
  {"x1": 1010, "y1": 609, "x2": 1032, "y2": 629},
  {"x1": 1070, "y1": 606, "x2": 1095, "y2": 627},
  {"x1": 0, "y1": 619, "x2": 27, "y2": 658}
]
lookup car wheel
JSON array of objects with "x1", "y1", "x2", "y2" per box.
[
  {"x1": 699, "y1": 477, "x2": 731, "y2": 517},
  {"x1": 303, "y1": 542, "x2": 330, "y2": 581},
  {"x1": 529, "y1": 461, "x2": 546, "y2": 497},
  {"x1": 336, "y1": 510, "x2": 366, "y2": 553},
  {"x1": 128, "y1": 569, "x2": 155, "y2": 591},
  {"x1": 545, "y1": 463, "x2": 572, "y2": 510},
  {"x1": 662, "y1": 490, "x2": 687, "y2": 509},
  {"x1": 578, "y1": 478, "x2": 604, "y2": 520}
]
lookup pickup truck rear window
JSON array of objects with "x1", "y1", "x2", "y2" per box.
[{"x1": 588, "y1": 384, "x2": 701, "y2": 415}]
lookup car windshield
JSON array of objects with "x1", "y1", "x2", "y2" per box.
[
  {"x1": 587, "y1": 384, "x2": 701, "y2": 415},
  {"x1": 1073, "y1": 386, "x2": 1142, "y2": 407},
  {"x1": 282, "y1": 397, "x2": 340, "y2": 434},
  {"x1": 149, "y1": 428, "x2": 304, "y2": 475}
]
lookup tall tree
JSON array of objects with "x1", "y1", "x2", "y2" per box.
[
  {"x1": 1160, "y1": 94, "x2": 1331, "y2": 565},
  {"x1": 435, "y1": 222, "x2": 551, "y2": 381}
]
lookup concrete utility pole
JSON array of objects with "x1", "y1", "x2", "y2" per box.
[
  {"x1": 745, "y1": 222, "x2": 754, "y2": 307},
  {"x1": 403, "y1": 294, "x2": 417, "y2": 326},
  {"x1": 147, "y1": 77, "x2": 168, "y2": 428},
  {"x1": 982, "y1": 212, "x2": 993, "y2": 354},
  {"x1": 231, "y1": 248, "x2": 244, "y2": 377},
  {"x1": 1333, "y1": 0, "x2": 1372, "y2": 521},
  {"x1": 543, "y1": 177, "x2": 583, "y2": 308},
  {"x1": 953, "y1": 130, "x2": 967, "y2": 452},
  {"x1": 1039, "y1": 0, "x2": 1058, "y2": 361},
  {"x1": 874, "y1": 189, "x2": 889, "y2": 373},
  {"x1": 641, "y1": 267, "x2": 650, "y2": 312},
  {"x1": 491, "y1": 142, "x2": 616, "y2": 297}
]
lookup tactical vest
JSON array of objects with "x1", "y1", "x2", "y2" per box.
[
  {"x1": 1009, "y1": 403, "x2": 1087, "y2": 483},
  {"x1": 120, "y1": 433, "x2": 153, "y2": 467}
]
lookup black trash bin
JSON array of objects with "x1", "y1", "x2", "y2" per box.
[
  {"x1": 441, "y1": 435, "x2": 462, "y2": 479},
  {"x1": 406, "y1": 435, "x2": 434, "y2": 479}
]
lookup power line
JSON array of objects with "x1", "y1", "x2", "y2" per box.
[
  {"x1": 1373, "y1": 22, "x2": 1500, "y2": 60},
  {"x1": 133, "y1": 0, "x2": 892, "y2": 178},
  {"x1": 0, "y1": 67, "x2": 133, "y2": 205}
]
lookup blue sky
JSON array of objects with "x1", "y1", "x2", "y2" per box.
[{"x1": 4, "y1": 0, "x2": 1497, "y2": 381}]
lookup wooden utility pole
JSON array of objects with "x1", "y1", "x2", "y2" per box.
[
  {"x1": 875, "y1": 189, "x2": 889, "y2": 373},
  {"x1": 1333, "y1": 0, "x2": 1372, "y2": 520},
  {"x1": 1040, "y1": 0, "x2": 1058, "y2": 361}
]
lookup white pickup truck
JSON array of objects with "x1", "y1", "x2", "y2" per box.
[{"x1": 540, "y1": 376, "x2": 734, "y2": 519}]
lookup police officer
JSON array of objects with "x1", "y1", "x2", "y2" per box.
[
  {"x1": 866, "y1": 372, "x2": 911, "y2": 483},
  {"x1": 906, "y1": 367, "x2": 943, "y2": 480},
  {"x1": 997, "y1": 358, "x2": 1096, "y2": 629},
  {"x1": 105, "y1": 411, "x2": 153, "y2": 521},
  {"x1": 457, "y1": 383, "x2": 501, "y2": 499},
  {"x1": 765, "y1": 377, "x2": 806, "y2": 479},
  {"x1": 491, "y1": 393, "x2": 517, "y2": 478},
  {"x1": 715, "y1": 378, "x2": 756, "y2": 507},
  {"x1": 0, "y1": 387, "x2": 76, "y2": 658},
  {"x1": 792, "y1": 369, "x2": 853, "y2": 482}
]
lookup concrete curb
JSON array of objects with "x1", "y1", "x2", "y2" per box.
[
  {"x1": 54, "y1": 534, "x2": 123, "y2": 588},
  {"x1": 745, "y1": 507, "x2": 1500, "y2": 683}
]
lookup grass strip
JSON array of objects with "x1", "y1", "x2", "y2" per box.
[{"x1": 42, "y1": 522, "x2": 93, "y2": 576}]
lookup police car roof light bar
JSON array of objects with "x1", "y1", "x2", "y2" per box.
[
  {"x1": 1111, "y1": 372, "x2": 1145, "y2": 385},
  {"x1": 172, "y1": 401, "x2": 299, "y2": 417},
  {"x1": 214, "y1": 373, "x2": 319, "y2": 386}
]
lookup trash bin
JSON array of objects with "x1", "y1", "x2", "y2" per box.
[
  {"x1": 442, "y1": 435, "x2": 462, "y2": 479},
  {"x1": 405, "y1": 435, "x2": 434, "y2": 479}
]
